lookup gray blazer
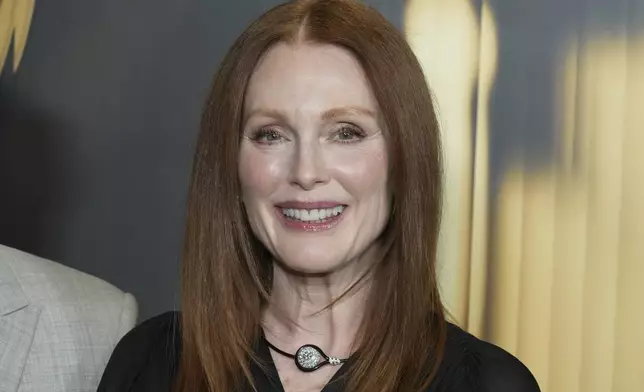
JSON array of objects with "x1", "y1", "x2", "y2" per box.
[{"x1": 0, "y1": 245, "x2": 137, "y2": 392}]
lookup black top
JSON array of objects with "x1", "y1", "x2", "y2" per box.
[{"x1": 97, "y1": 312, "x2": 540, "y2": 392}]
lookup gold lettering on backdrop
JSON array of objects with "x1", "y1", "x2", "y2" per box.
[{"x1": 0, "y1": 0, "x2": 35, "y2": 73}]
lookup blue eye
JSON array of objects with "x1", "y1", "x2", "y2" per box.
[
  {"x1": 251, "y1": 129, "x2": 283, "y2": 144},
  {"x1": 334, "y1": 125, "x2": 366, "y2": 143}
]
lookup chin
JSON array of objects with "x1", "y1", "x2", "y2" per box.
[{"x1": 276, "y1": 252, "x2": 349, "y2": 276}]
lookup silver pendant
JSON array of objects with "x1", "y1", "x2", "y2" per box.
[{"x1": 295, "y1": 344, "x2": 344, "y2": 372}]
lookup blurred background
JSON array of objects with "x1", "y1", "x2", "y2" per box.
[{"x1": 1, "y1": 0, "x2": 642, "y2": 391}]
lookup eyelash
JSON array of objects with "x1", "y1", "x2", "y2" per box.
[
  {"x1": 249, "y1": 125, "x2": 366, "y2": 145},
  {"x1": 250, "y1": 128, "x2": 284, "y2": 144},
  {"x1": 333, "y1": 125, "x2": 366, "y2": 144}
]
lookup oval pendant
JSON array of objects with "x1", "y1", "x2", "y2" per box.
[{"x1": 295, "y1": 344, "x2": 328, "y2": 372}]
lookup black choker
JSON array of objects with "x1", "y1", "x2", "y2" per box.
[{"x1": 263, "y1": 338, "x2": 348, "y2": 372}]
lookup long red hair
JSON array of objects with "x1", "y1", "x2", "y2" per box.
[{"x1": 177, "y1": 1, "x2": 446, "y2": 391}]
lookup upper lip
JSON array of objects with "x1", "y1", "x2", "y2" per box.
[{"x1": 275, "y1": 201, "x2": 346, "y2": 209}]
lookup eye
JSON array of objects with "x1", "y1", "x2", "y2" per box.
[
  {"x1": 333, "y1": 125, "x2": 366, "y2": 144},
  {"x1": 250, "y1": 128, "x2": 285, "y2": 145}
]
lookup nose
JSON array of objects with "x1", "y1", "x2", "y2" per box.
[{"x1": 288, "y1": 140, "x2": 330, "y2": 190}]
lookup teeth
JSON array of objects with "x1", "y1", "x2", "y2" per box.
[{"x1": 280, "y1": 206, "x2": 345, "y2": 222}]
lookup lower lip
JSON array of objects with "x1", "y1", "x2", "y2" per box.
[{"x1": 275, "y1": 207, "x2": 346, "y2": 232}]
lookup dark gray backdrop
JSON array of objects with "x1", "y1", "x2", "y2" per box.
[{"x1": 0, "y1": 0, "x2": 403, "y2": 321}]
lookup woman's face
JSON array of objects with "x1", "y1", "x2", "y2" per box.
[{"x1": 239, "y1": 42, "x2": 389, "y2": 274}]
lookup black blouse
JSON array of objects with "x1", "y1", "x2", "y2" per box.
[{"x1": 97, "y1": 312, "x2": 540, "y2": 392}]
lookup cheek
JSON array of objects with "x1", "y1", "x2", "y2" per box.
[
  {"x1": 330, "y1": 144, "x2": 388, "y2": 196},
  {"x1": 238, "y1": 145, "x2": 288, "y2": 201}
]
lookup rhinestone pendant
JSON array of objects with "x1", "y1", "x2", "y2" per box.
[{"x1": 295, "y1": 344, "x2": 340, "y2": 372}]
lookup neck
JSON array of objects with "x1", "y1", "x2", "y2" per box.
[{"x1": 261, "y1": 257, "x2": 375, "y2": 357}]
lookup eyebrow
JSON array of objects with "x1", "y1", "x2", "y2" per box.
[
  {"x1": 320, "y1": 106, "x2": 376, "y2": 120},
  {"x1": 244, "y1": 106, "x2": 377, "y2": 123}
]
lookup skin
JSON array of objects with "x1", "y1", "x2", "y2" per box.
[{"x1": 238, "y1": 40, "x2": 390, "y2": 392}]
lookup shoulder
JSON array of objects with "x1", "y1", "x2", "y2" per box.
[
  {"x1": 0, "y1": 244, "x2": 135, "y2": 309},
  {"x1": 97, "y1": 311, "x2": 181, "y2": 392},
  {"x1": 434, "y1": 322, "x2": 541, "y2": 392},
  {"x1": 0, "y1": 244, "x2": 138, "y2": 390},
  {"x1": 0, "y1": 244, "x2": 137, "y2": 336}
]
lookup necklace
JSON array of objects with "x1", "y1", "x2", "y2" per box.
[{"x1": 263, "y1": 338, "x2": 348, "y2": 372}]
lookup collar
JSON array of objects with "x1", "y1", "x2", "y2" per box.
[
  {"x1": 0, "y1": 254, "x2": 29, "y2": 316},
  {"x1": 0, "y1": 248, "x2": 42, "y2": 392}
]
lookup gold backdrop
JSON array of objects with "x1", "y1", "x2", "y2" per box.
[
  {"x1": 0, "y1": 0, "x2": 35, "y2": 73},
  {"x1": 405, "y1": 1, "x2": 644, "y2": 391}
]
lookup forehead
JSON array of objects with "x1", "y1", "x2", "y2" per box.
[{"x1": 244, "y1": 42, "x2": 379, "y2": 114}]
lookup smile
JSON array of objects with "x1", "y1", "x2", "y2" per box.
[
  {"x1": 274, "y1": 203, "x2": 347, "y2": 232},
  {"x1": 280, "y1": 206, "x2": 345, "y2": 222}
]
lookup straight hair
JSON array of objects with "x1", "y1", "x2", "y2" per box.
[{"x1": 177, "y1": 1, "x2": 446, "y2": 391}]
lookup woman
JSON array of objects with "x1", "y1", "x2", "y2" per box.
[{"x1": 98, "y1": 0, "x2": 540, "y2": 391}]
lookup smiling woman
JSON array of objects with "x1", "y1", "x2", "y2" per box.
[
  {"x1": 97, "y1": 1, "x2": 539, "y2": 392},
  {"x1": 239, "y1": 41, "x2": 389, "y2": 276}
]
